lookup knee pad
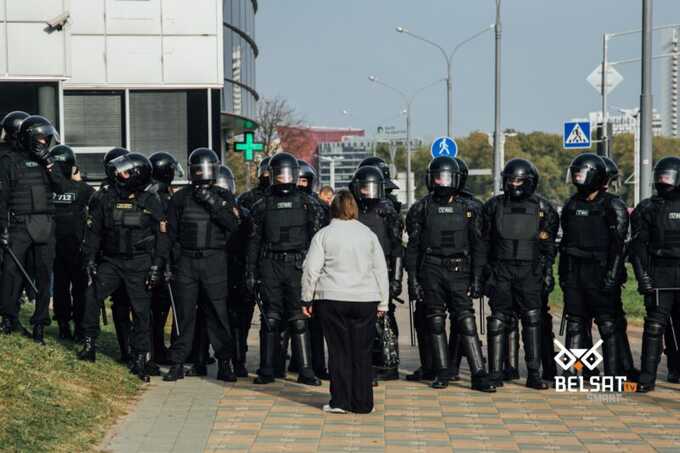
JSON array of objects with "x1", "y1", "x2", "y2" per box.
[
  {"x1": 521, "y1": 308, "x2": 541, "y2": 327},
  {"x1": 566, "y1": 315, "x2": 585, "y2": 335},
  {"x1": 456, "y1": 315, "x2": 477, "y2": 337},
  {"x1": 596, "y1": 316, "x2": 617, "y2": 338},
  {"x1": 290, "y1": 318, "x2": 307, "y2": 335},
  {"x1": 644, "y1": 318, "x2": 666, "y2": 337},
  {"x1": 487, "y1": 315, "x2": 507, "y2": 336},
  {"x1": 264, "y1": 317, "x2": 280, "y2": 332},
  {"x1": 428, "y1": 315, "x2": 446, "y2": 335}
]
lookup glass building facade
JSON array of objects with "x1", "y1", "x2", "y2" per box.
[{"x1": 222, "y1": 0, "x2": 259, "y2": 133}]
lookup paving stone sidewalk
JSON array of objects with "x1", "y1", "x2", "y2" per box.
[{"x1": 104, "y1": 306, "x2": 680, "y2": 453}]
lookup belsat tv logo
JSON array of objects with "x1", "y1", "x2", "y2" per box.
[{"x1": 553, "y1": 339, "x2": 637, "y2": 392}]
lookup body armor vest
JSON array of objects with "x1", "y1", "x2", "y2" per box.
[
  {"x1": 422, "y1": 198, "x2": 469, "y2": 257},
  {"x1": 263, "y1": 193, "x2": 308, "y2": 252},
  {"x1": 102, "y1": 195, "x2": 154, "y2": 257},
  {"x1": 7, "y1": 153, "x2": 54, "y2": 216},
  {"x1": 649, "y1": 198, "x2": 680, "y2": 258},
  {"x1": 561, "y1": 197, "x2": 610, "y2": 260},
  {"x1": 179, "y1": 193, "x2": 228, "y2": 250},
  {"x1": 358, "y1": 203, "x2": 391, "y2": 257},
  {"x1": 494, "y1": 199, "x2": 540, "y2": 261}
]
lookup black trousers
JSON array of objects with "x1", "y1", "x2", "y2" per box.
[
  {"x1": 52, "y1": 240, "x2": 87, "y2": 328},
  {"x1": 82, "y1": 255, "x2": 152, "y2": 353},
  {"x1": 259, "y1": 258, "x2": 305, "y2": 321},
  {"x1": 489, "y1": 261, "x2": 542, "y2": 315},
  {"x1": 319, "y1": 300, "x2": 377, "y2": 414},
  {"x1": 168, "y1": 251, "x2": 233, "y2": 364},
  {"x1": 0, "y1": 226, "x2": 55, "y2": 326}
]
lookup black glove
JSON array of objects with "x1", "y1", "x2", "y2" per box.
[
  {"x1": 468, "y1": 274, "x2": 483, "y2": 299},
  {"x1": 245, "y1": 271, "x2": 257, "y2": 295},
  {"x1": 407, "y1": 274, "x2": 424, "y2": 302},
  {"x1": 0, "y1": 228, "x2": 9, "y2": 248},
  {"x1": 85, "y1": 260, "x2": 97, "y2": 283},
  {"x1": 146, "y1": 265, "x2": 162, "y2": 290},
  {"x1": 543, "y1": 266, "x2": 555, "y2": 294},
  {"x1": 390, "y1": 278, "x2": 402, "y2": 299},
  {"x1": 637, "y1": 272, "x2": 655, "y2": 296},
  {"x1": 602, "y1": 271, "x2": 618, "y2": 294},
  {"x1": 193, "y1": 186, "x2": 219, "y2": 208},
  {"x1": 163, "y1": 265, "x2": 173, "y2": 284}
]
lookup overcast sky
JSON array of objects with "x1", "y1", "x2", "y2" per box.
[{"x1": 256, "y1": 1, "x2": 679, "y2": 141}]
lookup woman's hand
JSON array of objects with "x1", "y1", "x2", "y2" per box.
[
  {"x1": 377, "y1": 309, "x2": 386, "y2": 318},
  {"x1": 302, "y1": 305, "x2": 314, "y2": 318}
]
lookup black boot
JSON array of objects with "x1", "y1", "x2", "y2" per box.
[
  {"x1": 133, "y1": 354, "x2": 150, "y2": 383},
  {"x1": 78, "y1": 337, "x2": 96, "y2": 362},
  {"x1": 487, "y1": 314, "x2": 508, "y2": 387},
  {"x1": 254, "y1": 317, "x2": 279, "y2": 385},
  {"x1": 58, "y1": 321, "x2": 73, "y2": 341},
  {"x1": 290, "y1": 319, "x2": 321, "y2": 386},
  {"x1": 407, "y1": 305, "x2": 434, "y2": 381},
  {"x1": 163, "y1": 364, "x2": 185, "y2": 381},
  {"x1": 12, "y1": 319, "x2": 32, "y2": 338},
  {"x1": 503, "y1": 316, "x2": 520, "y2": 381},
  {"x1": 458, "y1": 315, "x2": 496, "y2": 393},
  {"x1": 637, "y1": 317, "x2": 665, "y2": 393},
  {"x1": 448, "y1": 331, "x2": 462, "y2": 382},
  {"x1": 522, "y1": 309, "x2": 548, "y2": 390},
  {"x1": 615, "y1": 315, "x2": 639, "y2": 381},
  {"x1": 664, "y1": 315, "x2": 680, "y2": 383},
  {"x1": 185, "y1": 363, "x2": 208, "y2": 376},
  {"x1": 541, "y1": 307, "x2": 557, "y2": 381},
  {"x1": 0, "y1": 317, "x2": 13, "y2": 335},
  {"x1": 232, "y1": 327, "x2": 248, "y2": 377},
  {"x1": 597, "y1": 316, "x2": 620, "y2": 378},
  {"x1": 406, "y1": 367, "x2": 435, "y2": 381},
  {"x1": 217, "y1": 359, "x2": 237, "y2": 382},
  {"x1": 32, "y1": 325, "x2": 45, "y2": 345},
  {"x1": 429, "y1": 315, "x2": 449, "y2": 389},
  {"x1": 112, "y1": 303, "x2": 133, "y2": 364}
]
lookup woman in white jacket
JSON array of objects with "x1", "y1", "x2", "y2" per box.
[{"x1": 302, "y1": 190, "x2": 389, "y2": 414}]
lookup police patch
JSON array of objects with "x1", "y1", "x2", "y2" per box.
[
  {"x1": 575, "y1": 209, "x2": 589, "y2": 217},
  {"x1": 25, "y1": 161, "x2": 39, "y2": 168},
  {"x1": 53, "y1": 192, "x2": 76, "y2": 204},
  {"x1": 437, "y1": 207, "x2": 454, "y2": 214},
  {"x1": 669, "y1": 212, "x2": 680, "y2": 220},
  {"x1": 276, "y1": 202, "x2": 293, "y2": 209},
  {"x1": 115, "y1": 203, "x2": 133, "y2": 209}
]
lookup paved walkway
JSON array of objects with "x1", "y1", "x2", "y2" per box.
[{"x1": 104, "y1": 305, "x2": 680, "y2": 453}]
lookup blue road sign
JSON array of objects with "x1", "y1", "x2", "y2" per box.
[
  {"x1": 563, "y1": 121, "x2": 592, "y2": 149},
  {"x1": 431, "y1": 136, "x2": 458, "y2": 158}
]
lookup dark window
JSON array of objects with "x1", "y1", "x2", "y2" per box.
[{"x1": 0, "y1": 82, "x2": 60, "y2": 130}]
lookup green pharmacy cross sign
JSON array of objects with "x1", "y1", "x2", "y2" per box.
[{"x1": 234, "y1": 132, "x2": 264, "y2": 161}]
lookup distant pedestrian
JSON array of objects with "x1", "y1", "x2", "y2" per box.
[
  {"x1": 302, "y1": 190, "x2": 389, "y2": 414},
  {"x1": 319, "y1": 186, "x2": 334, "y2": 206}
]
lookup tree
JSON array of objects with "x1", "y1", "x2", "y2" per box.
[{"x1": 255, "y1": 97, "x2": 303, "y2": 155}]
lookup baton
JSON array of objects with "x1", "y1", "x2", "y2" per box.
[
  {"x1": 559, "y1": 308, "x2": 567, "y2": 337},
  {"x1": 254, "y1": 286, "x2": 272, "y2": 331},
  {"x1": 655, "y1": 288, "x2": 680, "y2": 351},
  {"x1": 3, "y1": 244, "x2": 39, "y2": 295},
  {"x1": 166, "y1": 283, "x2": 180, "y2": 336},
  {"x1": 87, "y1": 271, "x2": 108, "y2": 326},
  {"x1": 479, "y1": 296, "x2": 486, "y2": 335},
  {"x1": 408, "y1": 298, "x2": 416, "y2": 347}
]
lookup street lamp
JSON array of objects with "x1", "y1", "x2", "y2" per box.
[
  {"x1": 368, "y1": 76, "x2": 444, "y2": 209},
  {"x1": 395, "y1": 23, "x2": 494, "y2": 136}
]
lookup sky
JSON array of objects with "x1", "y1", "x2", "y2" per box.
[{"x1": 255, "y1": 1, "x2": 678, "y2": 142}]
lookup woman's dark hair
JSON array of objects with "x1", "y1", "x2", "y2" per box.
[{"x1": 330, "y1": 189, "x2": 358, "y2": 220}]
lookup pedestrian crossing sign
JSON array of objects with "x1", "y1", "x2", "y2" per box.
[{"x1": 563, "y1": 121, "x2": 591, "y2": 149}]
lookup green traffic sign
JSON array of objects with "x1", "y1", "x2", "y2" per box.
[{"x1": 234, "y1": 132, "x2": 264, "y2": 161}]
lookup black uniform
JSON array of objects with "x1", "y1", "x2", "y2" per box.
[
  {"x1": 165, "y1": 185, "x2": 240, "y2": 369},
  {"x1": 631, "y1": 157, "x2": 680, "y2": 392},
  {"x1": 52, "y1": 179, "x2": 95, "y2": 337},
  {"x1": 80, "y1": 178, "x2": 169, "y2": 380},
  {"x1": 247, "y1": 187, "x2": 323, "y2": 384},
  {"x1": 483, "y1": 191, "x2": 559, "y2": 388},
  {"x1": 238, "y1": 185, "x2": 268, "y2": 211},
  {"x1": 0, "y1": 148, "x2": 66, "y2": 335}
]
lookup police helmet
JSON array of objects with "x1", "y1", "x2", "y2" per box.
[
  {"x1": 455, "y1": 157, "x2": 469, "y2": 191},
  {"x1": 297, "y1": 159, "x2": 317, "y2": 193},
  {"x1": 568, "y1": 153, "x2": 607, "y2": 194},
  {"x1": 18, "y1": 115, "x2": 60, "y2": 159},
  {"x1": 188, "y1": 148, "x2": 219, "y2": 185},
  {"x1": 501, "y1": 158, "x2": 539, "y2": 199},
  {"x1": 149, "y1": 151, "x2": 184, "y2": 185},
  {"x1": 106, "y1": 152, "x2": 152, "y2": 193},
  {"x1": 359, "y1": 157, "x2": 398, "y2": 191},
  {"x1": 49, "y1": 144, "x2": 76, "y2": 178},
  {"x1": 257, "y1": 156, "x2": 272, "y2": 187},
  {"x1": 427, "y1": 156, "x2": 462, "y2": 196},
  {"x1": 103, "y1": 148, "x2": 130, "y2": 183},
  {"x1": 653, "y1": 156, "x2": 680, "y2": 197},
  {"x1": 269, "y1": 152, "x2": 299, "y2": 194},
  {"x1": 216, "y1": 165, "x2": 237, "y2": 193},
  {"x1": 350, "y1": 165, "x2": 384, "y2": 202},
  {"x1": 1, "y1": 111, "x2": 29, "y2": 145},
  {"x1": 601, "y1": 156, "x2": 621, "y2": 193}
]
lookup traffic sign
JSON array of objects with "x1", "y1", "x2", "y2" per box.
[
  {"x1": 587, "y1": 64, "x2": 624, "y2": 95},
  {"x1": 233, "y1": 132, "x2": 264, "y2": 161},
  {"x1": 563, "y1": 121, "x2": 592, "y2": 149},
  {"x1": 430, "y1": 136, "x2": 458, "y2": 158}
]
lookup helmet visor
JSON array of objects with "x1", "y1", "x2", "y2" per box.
[
  {"x1": 273, "y1": 167, "x2": 298, "y2": 185},
  {"x1": 431, "y1": 170, "x2": 456, "y2": 188},
  {"x1": 357, "y1": 181, "x2": 381, "y2": 200},
  {"x1": 570, "y1": 166, "x2": 592, "y2": 186},
  {"x1": 174, "y1": 162, "x2": 186, "y2": 179},
  {"x1": 655, "y1": 169, "x2": 679, "y2": 187},
  {"x1": 190, "y1": 161, "x2": 217, "y2": 182}
]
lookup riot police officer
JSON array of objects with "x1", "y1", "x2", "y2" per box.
[
  {"x1": 0, "y1": 116, "x2": 66, "y2": 341},
  {"x1": 483, "y1": 159, "x2": 559, "y2": 389},
  {"x1": 239, "y1": 156, "x2": 271, "y2": 210},
  {"x1": 631, "y1": 156, "x2": 680, "y2": 392},
  {"x1": 148, "y1": 152, "x2": 184, "y2": 365},
  {"x1": 359, "y1": 157, "x2": 401, "y2": 213},
  {"x1": 0, "y1": 111, "x2": 29, "y2": 157},
  {"x1": 246, "y1": 152, "x2": 322, "y2": 386},
  {"x1": 406, "y1": 157, "x2": 495, "y2": 391},
  {"x1": 51, "y1": 145, "x2": 95, "y2": 340},
  {"x1": 559, "y1": 153, "x2": 629, "y2": 379},
  {"x1": 602, "y1": 156, "x2": 639, "y2": 380},
  {"x1": 163, "y1": 149, "x2": 240, "y2": 382},
  {"x1": 78, "y1": 153, "x2": 169, "y2": 383},
  {"x1": 350, "y1": 166, "x2": 403, "y2": 381}
]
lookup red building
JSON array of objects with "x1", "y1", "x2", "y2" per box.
[{"x1": 277, "y1": 126, "x2": 365, "y2": 168}]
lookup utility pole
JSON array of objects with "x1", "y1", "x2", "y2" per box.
[
  {"x1": 405, "y1": 107, "x2": 413, "y2": 208},
  {"x1": 640, "y1": 0, "x2": 654, "y2": 200},
  {"x1": 601, "y1": 33, "x2": 610, "y2": 157},
  {"x1": 492, "y1": 0, "x2": 503, "y2": 194}
]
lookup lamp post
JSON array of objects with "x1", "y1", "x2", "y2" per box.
[
  {"x1": 492, "y1": 0, "x2": 503, "y2": 195},
  {"x1": 396, "y1": 24, "x2": 494, "y2": 137},
  {"x1": 368, "y1": 76, "x2": 443, "y2": 208}
]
